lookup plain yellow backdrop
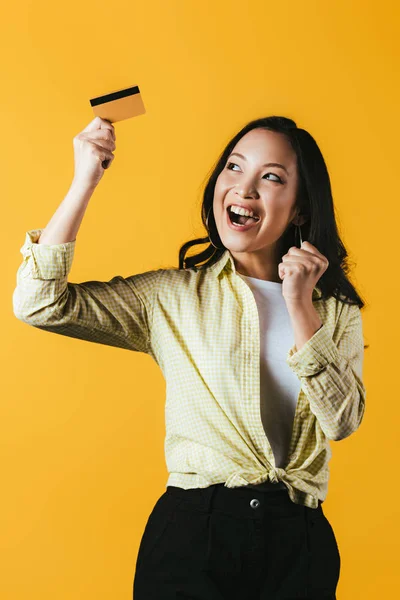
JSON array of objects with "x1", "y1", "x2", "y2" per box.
[{"x1": 3, "y1": 0, "x2": 399, "y2": 598}]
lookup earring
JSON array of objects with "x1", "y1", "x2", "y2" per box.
[
  {"x1": 206, "y1": 206, "x2": 223, "y2": 249},
  {"x1": 295, "y1": 223, "x2": 303, "y2": 246}
]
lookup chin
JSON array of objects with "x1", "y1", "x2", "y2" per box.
[{"x1": 221, "y1": 237, "x2": 255, "y2": 251}]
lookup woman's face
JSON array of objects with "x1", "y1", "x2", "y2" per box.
[{"x1": 213, "y1": 128, "x2": 300, "y2": 258}]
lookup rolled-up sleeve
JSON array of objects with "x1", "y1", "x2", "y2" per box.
[
  {"x1": 13, "y1": 229, "x2": 159, "y2": 354},
  {"x1": 286, "y1": 302, "x2": 366, "y2": 441}
]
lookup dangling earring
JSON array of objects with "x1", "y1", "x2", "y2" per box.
[
  {"x1": 295, "y1": 223, "x2": 303, "y2": 247},
  {"x1": 206, "y1": 206, "x2": 223, "y2": 249}
]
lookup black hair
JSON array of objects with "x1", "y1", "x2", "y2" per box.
[{"x1": 177, "y1": 115, "x2": 369, "y2": 349}]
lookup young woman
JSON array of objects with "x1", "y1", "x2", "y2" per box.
[{"x1": 13, "y1": 115, "x2": 367, "y2": 599}]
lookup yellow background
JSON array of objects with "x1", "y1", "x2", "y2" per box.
[{"x1": 3, "y1": 0, "x2": 398, "y2": 598}]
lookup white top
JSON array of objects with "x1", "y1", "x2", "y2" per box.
[{"x1": 237, "y1": 272, "x2": 302, "y2": 475}]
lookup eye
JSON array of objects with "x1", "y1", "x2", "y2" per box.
[{"x1": 226, "y1": 162, "x2": 282, "y2": 183}]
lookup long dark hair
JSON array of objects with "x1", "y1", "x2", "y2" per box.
[{"x1": 177, "y1": 115, "x2": 369, "y2": 348}]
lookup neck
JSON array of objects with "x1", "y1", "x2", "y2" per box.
[{"x1": 230, "y1": 248, "x2": 282, "y2": 283}]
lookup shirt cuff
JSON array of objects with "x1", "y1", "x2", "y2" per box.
[
  {"x1": 286, "y1": 323, "x2": 339, "y2": 377},
  {"x1": 20, "y1": 229, "x2": 76, "y2": 279}
]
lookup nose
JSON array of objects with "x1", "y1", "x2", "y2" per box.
[{"x1": 235, "y1": 181, "x2": 258, "y2": 199}]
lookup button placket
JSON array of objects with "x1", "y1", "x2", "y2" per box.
[{"x1": 245, "y1": 498, "x2": 265, "y2": 581}]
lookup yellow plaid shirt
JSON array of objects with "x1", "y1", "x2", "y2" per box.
[{"x1": 13, "y1": 229, "x2": 366, "y2": 509}]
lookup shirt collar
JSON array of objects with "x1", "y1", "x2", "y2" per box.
[{"x1": 208, "y1": 248, "x2": 323, "y2": 300}]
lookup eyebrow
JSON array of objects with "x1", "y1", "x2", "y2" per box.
[{"x1": 228, "y1": 152, "x2": 289, "y2": 175}]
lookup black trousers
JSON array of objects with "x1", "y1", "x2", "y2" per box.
[{"x1": 133, "y1": 483, "x2": 341, "y2": 599}]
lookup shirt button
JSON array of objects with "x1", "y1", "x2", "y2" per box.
[
  {"x1": 250, "y1": 498, "x2": 260, "y2": 509},
  {"x1": 300, "y1": 410, "x2": 307, "y2": 418}
]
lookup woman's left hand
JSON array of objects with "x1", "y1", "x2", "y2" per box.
[{"x1": 278, "y1": 241, "x2": 329, "y2": 303}]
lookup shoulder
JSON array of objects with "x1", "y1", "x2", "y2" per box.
[{"x1": 156, "y1": 265, "x2": 200, "y2": 283}]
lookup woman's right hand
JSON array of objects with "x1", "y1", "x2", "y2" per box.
[{"x1": 72, "y1": 116, "x2": 116, "y2": 189}]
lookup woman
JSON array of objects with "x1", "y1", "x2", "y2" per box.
[{"x1": 13, "y1": 115, "x2": 367, "y2": 599}]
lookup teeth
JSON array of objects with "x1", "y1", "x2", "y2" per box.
[{"x1": 229, "y1": 205, "x2": 258, "y2": 219}]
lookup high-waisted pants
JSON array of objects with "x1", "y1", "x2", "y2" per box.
[{"x1": 133, "y1": 482, "x2": 341, "y2": 599}]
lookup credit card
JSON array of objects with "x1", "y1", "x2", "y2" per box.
[{"x1": 89, "y1": 84, "x2": 146, "y2": 123}]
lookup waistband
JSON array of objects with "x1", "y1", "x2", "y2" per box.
[
  {"x1": 166, "y1": 482, "x2": 322, "y2": 519},
  {"x1": 245, "y1": 480, "x2": 287, "y2": 491}
]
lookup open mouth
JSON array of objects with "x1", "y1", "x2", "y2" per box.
[{"x1": 226, "y1": 205, "x2": 261, "y2": 228}]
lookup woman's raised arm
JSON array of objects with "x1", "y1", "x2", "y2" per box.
[{"x1": 13, "y1": 117, "x2": 159, "y2": 355}]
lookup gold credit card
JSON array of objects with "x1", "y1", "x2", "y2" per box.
[{"x1": 89, "y1": 84, "x2": 146, "y2": 123}]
